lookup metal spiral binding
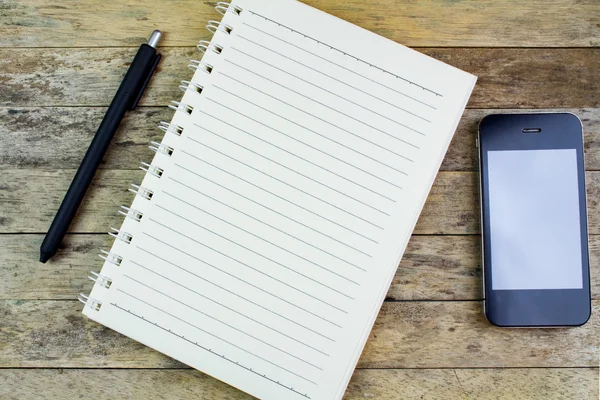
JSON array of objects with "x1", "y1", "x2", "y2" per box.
[
  {"x1": 178, "y1": 80, "x2": 203, "y2": 94},
  {"x1": 149, "y1": 141, "x2": 174, "y2": 156},
  {"x1": 83, "y1": 1, "x2": 244, "y2": 315},
  {"x1": 188, "y1": 60, "x2": 213, "y2": 74},
  {"x1": 140, "y1": 161, "x2": 164, "y2": 177},
  {"x1": 158, "y1": 121, "x2": 184, "y2": 136},
  {"x1": 197, "y1": 40, "x2": 223, "y2": 55},
  {"x1": 215, "y1": 2, "x2": 243, "y2": 16},
  {"x1": 78, "y1": 293, "x2": 102, "y2": 311},
  {"x1": 99, "y1": 250, "x2": 123, "y2": 266},
  {"x1": 108, "y1": 227, "x2": 133, "y2": 244},
  {"x1": 89, "y1": 271, "x2": 113, "y2": 289},
  {"x1": 169, "y1": 101, "x2": 194, "y2": 115},
  {"x1": 207, "y1": 20, "x2": 233, "y2": 35},
  {"x1": 128, "y1": 183, "x2": 154, "y2": 200},
  {"x1": 118, "y1": 205, "x2": 144, "y2": 222}
]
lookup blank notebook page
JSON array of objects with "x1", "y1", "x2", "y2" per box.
[{"x1": 84, "y1": 0, "x2": 476, "y2": 399}]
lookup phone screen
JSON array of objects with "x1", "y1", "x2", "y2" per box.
[{"x1": 487, "y1": 149, "x2": 583, "y2": 290}]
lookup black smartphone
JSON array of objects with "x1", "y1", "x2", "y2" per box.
[{"x1": 478, "y1": 113, "x2": 591, "y2": 327}]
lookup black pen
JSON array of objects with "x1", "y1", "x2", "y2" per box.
[{"x1": 40, "y1": 30, "x2": 163, "y2": 263}]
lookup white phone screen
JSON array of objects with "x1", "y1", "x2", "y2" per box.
[{"x1": 487, "y1": 149, "x2": 583, "y2": 290}]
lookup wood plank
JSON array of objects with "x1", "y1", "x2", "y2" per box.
[
  {"x1": 3, "y1": 234, "x2": 600, "y2": 301},
  {"x1": 414, "y1": 368, "x2": 599, "y2": 400},
  {"x1": 395, "y1": 234, "x2": 600, "y2": 301},
  {"x1": 3, "y1": 107, "x2": 600, "y2": 171},
  {"x1": 363, "y1": 301, "x2": 599, "y2": 369},
  {"x1": 0, "y1": 47, "x2": 196, "y2": 107},
  {"x1": 1, "y1": 48, "x2": 599, "y2": 108},
  {"x1": 0, "y1": 169, "x2": 143, "y2": 233},
  {"x1": 1, "y1": 0, "x2": 598, "y2": 47},
  {"x1": 0, "y1": 107, "x2": 169, "y2": 170},
  {"x1": 0, "y1": 234, "x2": 112, "y2": 300},
  {"x1": 0, "y1": 0, "x2": 215, "y2": 48},
  {"x1": 0, "y1": 300, "x2": 597, "y2": 368},
  {"x1": 3, "y1": 170, "x2": 599, "y2": 235},
  {"x1": 0, "y1": 368, "x2": 596, "y2": 400}
]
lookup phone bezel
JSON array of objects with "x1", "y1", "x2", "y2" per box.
[{"x1": 478, "y1": 113, "x2": 591, "y2": 327}]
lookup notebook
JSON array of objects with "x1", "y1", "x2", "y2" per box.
[{"x1": 81, "y1": 1, "x2": 476, "y2": 398}]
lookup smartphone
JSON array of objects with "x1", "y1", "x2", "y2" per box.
[{"x1": 478, "y1": 113, "x2": 591, "y2": 327}]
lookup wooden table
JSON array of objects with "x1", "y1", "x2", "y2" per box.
[{"x1": 1, "y1": 1, "x2": 599, "y2": 398}]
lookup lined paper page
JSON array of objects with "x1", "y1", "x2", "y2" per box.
[{"x1": 85, "y1": 1, "x2": 476, "y2": 399}]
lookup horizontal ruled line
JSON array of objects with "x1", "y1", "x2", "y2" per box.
[
  {"x1": 248, "y1": 10, "x2": 442, "y2": 97},
  {"x1": 141, "y1": 234, "x2": 343, "y2": 328},
  {"x1": 156, "y1": 204, "x2": 359, "y2": 294},
  {"x1": 186, "y1": 131, "x2": 388, "y2": 225},
  {"x1": 237, "y1": 34, "x2": 432, "y2": 123},
  {"x1": 162, "y1": 190, "x2": 366, "y2": 276},
  {"x1": 229, "y1": 46, "x2": 426, "y2": 137},
  {"x1": 207, "y1": 90, "x2": 410, "y2": 175},
  {"x1": 191, "y1": 122, "x2": 391, "y2": 216},
  {"x1": 137, "y1": 245, "x2": 337, "y2": 341},
  {"x1": 179, "y1": 148, "x2": 380, "y2": 244},
  {"x1": 171, "y1": 166, "x2": 372, "y2": 257},
  {"x1": 168, "y1": 177, "x2": 370, "y2": 265},
  {"x1": 203, "y1": 99, "x2": 402, "y2": 191},
  {"x1": 128, "y1": 261, "x2": 331, "y2": 356},
  {"x1": 112, "y1": 296, "x2": 317, "y2": 386},
  {"x1": 218, "y1": 69, "x2": 421, "y2": 152},
  {"x1": 215, "y1": 78, "x2": 418, "y2": 155},
  {"x1": 242, "y1": 22, "x2": 438, "y2": 110},
  {"x1": 122, "y1": 273, "x2": 327, "y2": 368},
  {"x1": 192, "y1": 107, "x2": 395, "y2": 202},
  {"x1": 222, "y1": 62, "x2": 421, "y2": 149},
  {"x1": 148, "y1": 218, "x2": 350, "y2": 313}
]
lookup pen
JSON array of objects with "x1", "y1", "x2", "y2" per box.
[{"x1": 40, "y1": 30, "x2": 163, "y2": 263}]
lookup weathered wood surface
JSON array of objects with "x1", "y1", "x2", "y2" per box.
[
  {"x1": 2, "y1": 0, "x2": 599, "y2": 398},
  {"x1": 1, "y1": 107, "x2": 170, "y2": 170},
  {"x1": 3, "y1": 234, "x2": 600, "y2": 301},
  {"x1": 2, "y1": 169, "x2": 599, "y2": 235},
  {"x1": 3, "y1": 107, "x2": 600, "y2": 171},
  {"x1": 0, "y1": 300, "x2": 598, "y2": 368},
  {"x1": 0, "y1": 368, "x2": 597, "y2": 400},
  {"x1": 1, "y1": 48, "x2": 599, "y2": 108},
  {"x1": 1, "y1": 0, "x2": 599, "y2": 47}
]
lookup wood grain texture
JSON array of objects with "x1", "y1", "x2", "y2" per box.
[
  {"x1": 1, "y1": 48, "x2": 599, "y2": 108},
  {"x1": 3, "y1": 234, "x2": 600, "y2": 301},
  {"x1": 1, "y1": 0, "x2": 599, "y2": 47},
  {"x1": 1, "y1": 107, "x2": 169, "y2": 170},
  {"x1": 0, "y1": 169, "x2": 144, "y2": 233},
  {"x1": 1, "y1": 300, "x2": 598, "y2": 368},
  {"x1": 2, "y1": 1, "x2": 599, "y2": 397},
  {"x1": 0, "y1": 368, "x2": 597, "y2": 400},
  {"x1": 363, "y1": 301, "x2": 599, "y2": 369},
  {"x1": 0, "y1": 47, "x2": 196, "y2": 107},
  {"x1": 3, "y1": 170, "x2": 599, "y2": 235},
  {"x1": 3, "y1": 107, "x2": 600, "y2": 171}
]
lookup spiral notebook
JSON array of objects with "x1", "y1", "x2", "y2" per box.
[{"x1": 81, "y1": 0, "x2": 476, "y2": 399}]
